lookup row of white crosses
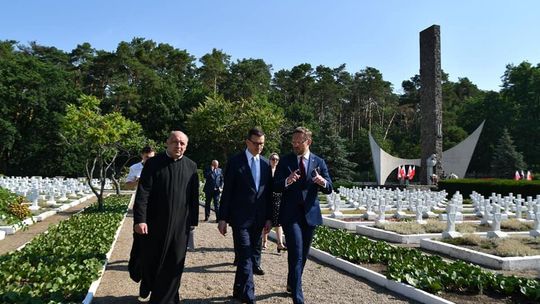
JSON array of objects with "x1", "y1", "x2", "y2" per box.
[
  {"x1": 330, "y1": 186, "x2": 448, "y2": 222},
  {"x1": 443, "y1": 191, "x2": 540, "y2": 239},
  {"x1": 471, "y1": 191, "x2": 540, "y2": 221},
  {"x1": 0, "y1": 176, "x2": 95, "y2": 211}
]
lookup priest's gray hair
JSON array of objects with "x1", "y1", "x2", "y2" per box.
[{"x1": 169, "y1": 130, "x2": 189, "y2": 141}]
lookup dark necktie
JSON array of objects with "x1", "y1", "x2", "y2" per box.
[
  {"x1": 299, "y1": 157, "x2": 306, "y2": 181},
  {"x1": 298, "y1": 157, "x2": 306, "y2": 206}
]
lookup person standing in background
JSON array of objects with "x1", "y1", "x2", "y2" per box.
[
  {"x1": 203, "y1": 159, "x2": 224, "y2": 221},
  {"x1": 262, "y1": 152, "x2": 287, "y2": 253},
  {"x1": 125, "y1": 146, "x2": 155, "y2": 188}
]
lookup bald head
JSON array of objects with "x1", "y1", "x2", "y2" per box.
[{"x1": 166, "y1": 131, "x2": 189, "y2": 159}]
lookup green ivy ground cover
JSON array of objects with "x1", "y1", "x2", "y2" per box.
[
  {"x1": 0, "y1": 195, "x2": 130, "y2": 304},
  {"x1": 312, "y1": 226, "x2": 540, "y2": 303}
]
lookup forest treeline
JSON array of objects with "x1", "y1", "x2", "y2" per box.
[{"x1": 1, "y1": 38, "x2": 539, "y2": 182}]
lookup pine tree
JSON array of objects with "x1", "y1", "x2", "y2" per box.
[
  {"x1": 312, "y1": 114, "x2": 357, "y2": 182},
  {"x1": 491, "y1": 129, "x2": 526, "y2": 178}
]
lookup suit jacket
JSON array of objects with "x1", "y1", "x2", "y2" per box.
[
  {"x1": 203, "y1": 167, "x2": 224, "y2": 194},
  {"x1": 218, "y1": 151, "x2": 273, "y2": 228},
  {"x1": 273, "y1": 152, "x2": 333, "y2": 226}
]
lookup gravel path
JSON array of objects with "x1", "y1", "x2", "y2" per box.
[{"x1": 92, "y1": 204, "x2": 415, "y2": 304}]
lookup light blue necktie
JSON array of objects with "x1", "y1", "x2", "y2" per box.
[{"x1": 251, "y1": 156, "x2": 258, "y2": 191}]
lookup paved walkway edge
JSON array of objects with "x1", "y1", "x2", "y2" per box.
[{"x1": 83, "y1": 193, "x2": 136, "y2": 304}]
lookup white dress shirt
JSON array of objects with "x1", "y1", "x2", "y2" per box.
[{"x1": 126, "y1": 162, "x2": 143, "y2": 182}]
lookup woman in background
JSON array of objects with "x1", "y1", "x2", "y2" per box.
[{"x1": 262, "y1": 152, "x2": 287, "y2": 252}]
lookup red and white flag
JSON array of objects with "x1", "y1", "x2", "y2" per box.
[
  {"x1": 408, "y1": 166, "x2": 415, "y2": 180},
  {"x1": 400, "y1": 166, "x2": 406, "y2": 180},
  {"x1": 514, "y1": 171, "x2": 521, "y2": 180},
  {"x1": 397, "y1": 166, "x2": 402, "y2": 180},
  {"x1": 527, "y1": 170, "x2": 533, "y2": 181},
  {"x1": 521, "y1": 170, "x2": 525, "y2": 180}
]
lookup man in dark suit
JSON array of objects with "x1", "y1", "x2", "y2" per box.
[
  {"x1": 217, "y1": 127, "x2": 273, "y2": 304},
  {"x1": 203, "y1": 159, "x2": 224, "y2": 221},
  {"x1": 274, "y1": 127, "x2": 333, "y2": 304}
]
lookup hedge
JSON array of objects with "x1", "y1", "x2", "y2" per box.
[{"x1": 438, "y1": 178, "x2": 540, "y2": 198}]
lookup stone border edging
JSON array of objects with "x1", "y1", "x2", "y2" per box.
[
  {"x1": 420, "y1": 238, "x2": 540, "y2": 270},
  {"x1": 356, "y1": 225, "x2": 441, "y2": 244},
  {"x1": 323, "y1": 216, "x2": 374, "y2": 230},
  {"x1": 357, "y1": 225, "x2": 531, "y2": 244},
  {"x1": 308, "y1": 247, "x2": 455, "y2": 304},
  {"x1": 82, "y1": 193, "x2": 136, "y2": 304}
]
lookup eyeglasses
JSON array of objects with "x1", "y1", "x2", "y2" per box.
[
  {"x1": 291, "y1": 139, "x2": 307, "y2": 145},
  {"x1": 270, "y1": 158, "x2": 279, "y2": 161},
  {"x1": 248, "y1": 139, "x2": 265, "y2": 146}
]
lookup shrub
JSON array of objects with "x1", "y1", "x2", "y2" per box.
[
  {"x1": 438, "y1": 178, "x2": 540, "y2": 197},
  {"x1": 0, "y1": 188, "x2": 31, "y2": 224},
  {"x1": 7, "y1": 197, "x2": 31, "y2": 220}
]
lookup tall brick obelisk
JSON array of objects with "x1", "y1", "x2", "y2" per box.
[{"x1": 420, "y1": 25, "x2": 443, "y2": 185}]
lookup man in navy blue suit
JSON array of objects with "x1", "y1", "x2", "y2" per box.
[
  {"x1": 217, "y1": 127, "x2": 273, "y2": 304},
  {"x1": 203, "y1": 159, "x2": 224, "y2": 221},
  {"x1": 274, "y1": 127, "x2": 333, "y2": 304}
]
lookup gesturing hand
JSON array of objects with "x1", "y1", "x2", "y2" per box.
[
  {"x1": 286, "y1": 169, "x2": 301, "y2": 186},
  {"x1": 311, "y1": 169, "x2": 326, "y2": 187}
]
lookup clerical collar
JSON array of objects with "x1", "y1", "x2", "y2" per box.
[
  {"x1": 166, "y1": 150, "x2": 183, "y2": 161},
  {"x1": 245, "y1": 149, "x2": 259, "y2": 161}
]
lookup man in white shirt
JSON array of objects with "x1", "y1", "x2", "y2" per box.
[{"x1": 126, "y1": 146, "x2": 155, "y2": 188}]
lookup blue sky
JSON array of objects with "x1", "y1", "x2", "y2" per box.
[{"x1": 2, "y1": 1, "x2": 539, "y2": 92}]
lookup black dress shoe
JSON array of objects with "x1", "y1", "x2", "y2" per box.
[
  {"x1": 286, "y1": 285, "x2": 292, "y2": 293},
  {"x1": 253, "y1": 266, "x2": 265, "y2": 275}
]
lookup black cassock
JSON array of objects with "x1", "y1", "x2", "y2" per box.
[{"x1": 130, "y1": 152, "x2": 199, "y2": 304}]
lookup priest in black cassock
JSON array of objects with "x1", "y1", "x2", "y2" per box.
[{"x1": 131, "y1": 130, "x2": 199, "y2": 304}]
